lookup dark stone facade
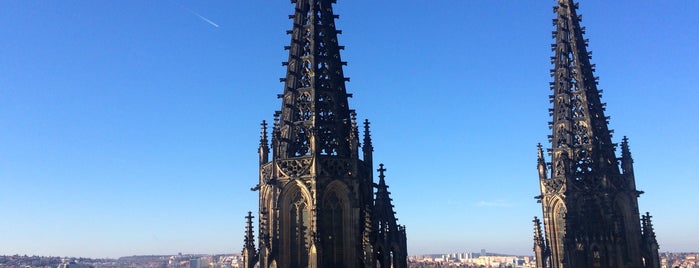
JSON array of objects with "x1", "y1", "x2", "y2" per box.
[
  {"x1": 533, "y1": 1, "x2": 660, "y2": 267},
  {"x1": 242, "y1": 1, "x2": 407, "y2": 267}
]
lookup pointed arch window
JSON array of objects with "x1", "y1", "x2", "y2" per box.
[
  {"x1": 322, "y1": 192, "x2": 345, "y2": 267},
  {"x1": 285, "y1": 190, "x2": 310, "y2": 267},
  {"x1": 551, "y1": 203, "x2": 567, "y2": 266}
]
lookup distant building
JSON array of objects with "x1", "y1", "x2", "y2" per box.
[
  {"x1": 189, "y1": 258, "x2": 201, "y2": 268},
  {"x1": 57, "y1": 261, "x2": 92, "y2": 268},
  {"x1": 533, "y1": 1, "x2": 660, "y2": 267}
]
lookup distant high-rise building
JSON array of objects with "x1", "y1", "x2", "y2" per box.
[
  {"x1": 533, "y1": 1, "x2": 660, "y2": 267},
  {"x1": 189, "y1": 258, "x2": 201, "y2": 268},
  {"x1": 241, "y1": 1, "x2": 407, "y2": 267}
]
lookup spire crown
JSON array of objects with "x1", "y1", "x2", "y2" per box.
[
  {"x1": 275, "y1": 0, "x2": 354, "y2": 159},
  {"x1": 377, "y1": 163, "x2": 387, "y2": 186},
  {"x1": 621, "y1": 136, "x2": 632, "y2": 159},
  {"x1": 533, "y1": 217, "x2": 545, "y2": 244},
  {"x1": 537, "y1": 143, "x2": 545, "y2": 160},
  {"x1": 363, "y1": 119, "x2": 373, "y2": 149},
  {"x1": 619, "y1": 136, "x2": 635, "y2": 178},
  {"x1": 537, "y1": 144, "x2": 548, "y2": 180},
  {"x1": 549, "y1": 0, "x2": 619, "y2": 185},
  {"x1": 641, "y1": 212, "x2": 658, "y2": 243},
  {"x1": 244, "y1": 211, "x2": 256, "y2": 248},
  {"x1": 362, "y1": 119, "x2": 374, "y2": 169},
  {"x1": 259, "y1": 120, "x2": 270, "y2": 164},
  {"x1": 350, "y1": 110, "x2": 359, "y2": 156},
  {"x1": 260, "y1": 120, "x2": 269, "y2": 148}
]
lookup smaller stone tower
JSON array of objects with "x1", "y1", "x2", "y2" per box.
[
  {"x1": 533, "y1": 216, "x2": 549, "y2": 268},
  {"x1": 241, "y1": 211, "x2": 258, "y2": 268},
  {"x1": 371, "y1": 164, "x2": 408, "y2": 268}
]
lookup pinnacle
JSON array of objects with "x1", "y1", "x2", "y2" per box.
[{"x1": 377, "y1": 163, "x2": 387, "y2": 185}]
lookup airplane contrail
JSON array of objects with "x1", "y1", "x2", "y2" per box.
[
  {"x1": 179, "y1": 4, "x2": 219, "y2": 28},
  {"x1": 190, "y1": 10, "x2": 219, "y2": 28}
]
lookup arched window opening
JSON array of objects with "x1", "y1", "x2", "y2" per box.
[
  {"x1": 285, "y1": 190, "x2": 309, "y2": 268},
  {"x1": 322, "y1": 193, "x2": 345, "y2": 267},
  {"x1": 552, "y1": 203, "x2": 567, "y2": 266}
]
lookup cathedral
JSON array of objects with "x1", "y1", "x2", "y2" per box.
[
  {"x1": 533, "y1": 0, "x2": 660, "y2": 267},
  {"x1": 240, "y1": 0, "x2": 407, "y2": 267},
  {"x1": 235, "y1": 0, "x2": 664, "y2": 267}
]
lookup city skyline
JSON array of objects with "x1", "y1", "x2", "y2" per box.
[{"x1": 2, "y1": 1, "x2": 698, "y2": 258}]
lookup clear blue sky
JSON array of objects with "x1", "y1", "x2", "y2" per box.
[{"x1": 1, "y1": 0, "x2": 697, "y2": 258}]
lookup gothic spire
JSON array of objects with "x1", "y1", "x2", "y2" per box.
[
  {"x1": 260, "y1": 120, "x2": 269, "y2": 148},
  {"x1": 641, "y1": 212, "x2": 661, "y2": 267},
  {"x1": 620, "y1": 136, "x2": 632, "y2": 159},
  {"x1": 533, "y1": 217, "x2": 545, "y2": 247},
  {"x1": 620, "y1": 136, "x2": 633, "y2": 174},
  {"x1": 532, "y1": 217, "x2": 548, "y2": 268},
  {"x1": 244, "y1": 211, "x2": 256, "y2": 248},
  {"x1": 641, "y1": 212, "x2": 658, "y2": 245},
  {"x1": 620, "y1": 135, "x2": 640, "y2": 192},
  {"x1": 372, "y1": 164, "x2": 400, "y2": 238},
  {"x1": 242, "y1": 211, "x2": 258, "y2": 268},
  {"x1": 535, "y1": 1, "x2": 659, "y2": 267},
  {"x1": 371, "y1": 163, "x2": 408, "y2": 268},
  {"x1": 259, "y1": 120, "x2": 269, "y2": 164},
  {"x1": 350, "y1": 110, "x2": 359, "y2": 158},
  {"x1": 252, "y1": 1, "x2": 407, "y2": 266},
  {"x1": 537, "y1": 143, "x2": 548, "y2": 180},
  {"x1": 362, "y1": 119, "x2": 374, "y2": 165},
  {"x1": 549, "y1": 0, "x2": 619, "y2": 185},
  {"x1": 275, "y1": 0, "x2": 353, "y2": 159}
]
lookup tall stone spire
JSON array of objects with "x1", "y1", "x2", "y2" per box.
[
  {"x1": 275, "y1": 0, "x2": 353, "y2": 159},
  {"x1": 549, "y1": 0, "x2": 618, "y2": 186},
  {"x1": 249, "y1": 1, "x2": 407, "y2": 267},
  {"x1": 535, "y1": 1, "x2": 659, "y2": 267}
]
